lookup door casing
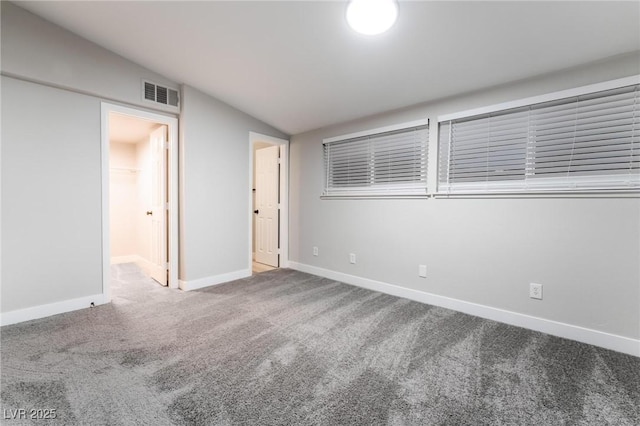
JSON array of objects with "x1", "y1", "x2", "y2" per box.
[{"x1": 101, "y1": 102, "x2": 179, "y2": 301}]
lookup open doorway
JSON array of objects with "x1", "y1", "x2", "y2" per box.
[
  {"x1": 249, "y1": 132, "x2": 289, "y2": 275},
  {"x1": 108, "y1": 114, "x2": 167, "y2": 283},
  {"x1": 101, "y1": 103, "x2": 179, "y2": 302}
]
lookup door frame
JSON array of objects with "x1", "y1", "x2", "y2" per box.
[
  {"x1": 101, "y1": 102, "x2": 180, "y2": 301},
  {"x1": 249, "y1": 132, "x2": 289, "y2": 270}
]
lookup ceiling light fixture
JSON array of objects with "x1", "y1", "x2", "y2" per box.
[{"x1": 346, "y1": 0, "x2": 398, "y2": 36}]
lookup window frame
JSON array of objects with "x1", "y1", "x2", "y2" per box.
[
  {"x1": 322, "y1": 118, "x2": 430, "y2": 199},
  {"x1": 436, "y1": 75, "x2": 640, "y2": 197}
]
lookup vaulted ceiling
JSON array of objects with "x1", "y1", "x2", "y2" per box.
[{"x1": 16, "y1": 1, "x2": 640, "y2": 135}]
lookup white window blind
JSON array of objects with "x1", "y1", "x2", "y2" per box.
[
  {"x1": 324, "y1": 124, "x2": 429, "y2": 196},
  {"x1": 438, "y1": 84, "x2": 640, "y2": 194}
]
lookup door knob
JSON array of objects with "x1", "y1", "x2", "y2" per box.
[
  {"x1": 146, "y1": 211, "x2": 153, "y2": 216},
  {"x1": 254, "y1": 210, "x2": 259, "y2": 214}
]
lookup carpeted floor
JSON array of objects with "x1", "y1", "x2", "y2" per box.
[{"x1": 1, "y1": 264, "x2": 639, "y2": 425}]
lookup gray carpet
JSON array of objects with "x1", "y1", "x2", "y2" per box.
[{"x1": 1, "y1": 264, "x2": 639, "y2": 425}]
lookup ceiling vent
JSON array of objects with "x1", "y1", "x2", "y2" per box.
[{"x1": 143, "y1": 80, "x2": 179, "y2": 108}]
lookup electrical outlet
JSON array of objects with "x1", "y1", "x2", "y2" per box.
[
  {"x1": 530, "y1": 283, "x2": 543, "y2": 300},
  {"x1": 418, "y1": 265, "x2": 427, "y2": 278},
  {"x1": 349, "y1": 253, "x2": 356, "y2": 264},
  {"x1": 313, "y1": 246, "x2": 318, "y2": 256}
]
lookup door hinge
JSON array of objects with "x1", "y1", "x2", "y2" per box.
[
  {"x1": 165, "y1": 142, "x2": 170, "y2": 150},
  {"x1": 165, "y1": 202, "x2": 170, "y2": 210},
  {"x1": 165, "y1": 262, "x2": 170, "y2": 270}
]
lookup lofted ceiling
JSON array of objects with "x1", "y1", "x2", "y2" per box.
[{"x1": 15, "y1": 1, "x2": 640, "y2": 135}]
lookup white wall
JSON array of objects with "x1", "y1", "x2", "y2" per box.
[
  {"x1": 1, "y1": 76, "x2": 103, "y2": 312},
  {"x1": 179, "y1": 86, "x2": 287, "y2": 284},
  {"x1": 0, "y1": 2, "x2": 180, "y2": 317},
  {"x1": 135, "y1": 140, "x2": 152, "y2": 264},
  {"x1": 289, "y1": 53, "x2": 640, "y2": 345},
  {"x1": 1, "y1": 2, "x2": 286, "y2": 317},
  {"x1": 4, "y1": 0, "x2": 636, "y2": 351},
  {"x1": 1, "y1": 2, "x2": 177, "y2": 114},
  {"x1": 109, "y1": 142, "x2": 138, "y2": 258},
  {"x1": 108, "y1": 139, "x2": 153, "y2": 264}
]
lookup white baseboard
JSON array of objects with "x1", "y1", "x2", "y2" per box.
[
  {"x1": 288, "y1": 262, "x2": 640, "y2": 357},
  {"x1": 1, "y1": 293, "x2": 107, "y2": 326},
  {"x1": 179, "y1": 268, "x2": 252, "y2": 291}
]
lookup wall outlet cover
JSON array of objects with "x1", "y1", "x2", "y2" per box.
[
  {"x1": 313, "y1": 247, "x2": 318, "y2": 256},
  {"x1": 530, "y1": 283, "x2": 543, "y2": 300},
  {"x1": 418, "y1": 265, "x2": 427, "y2": 278},
  {"x1": 349, "y1": 253, "x2": 356, "y2": 264}
]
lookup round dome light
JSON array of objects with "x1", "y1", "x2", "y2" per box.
[{"x1": 346, "y1": 0, "x2": 399, "y2": 36}]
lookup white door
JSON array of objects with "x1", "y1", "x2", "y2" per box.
[
  {"x1": 149, "y1": 125, "x2": 168, "y2": 285},
  {"x1": 255, "y1": 145, "x2": 279, "y2": 267}
]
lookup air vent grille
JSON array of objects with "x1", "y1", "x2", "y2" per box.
[
  {"x1": 142, "y1": 80, "x2": 179, "y2": 107},
  {"x1": 157, "y1": 86, "x2": 168, "y2": 104},
  {"x1": 144, "y1": 82, "x2": 156, "y2": 101}
]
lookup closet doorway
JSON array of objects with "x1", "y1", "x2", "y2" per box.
[{"x1": 101, "y1": 103, "x2": 179, "y2": 301}]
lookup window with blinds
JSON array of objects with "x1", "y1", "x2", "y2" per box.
[
  {"x1": 438, "y1": 83, "x2": 640, "y2": 194},
  {"x1": 323, "y1": 122, "x2": 429, "y2": 196}
]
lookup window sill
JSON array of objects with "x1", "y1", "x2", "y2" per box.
[
  {"x1": 321, "y1": 194, "x2": 431, "y2": 200},
  {"x1": 433, "y1": 190, "x2": 640, "y2": 199}
]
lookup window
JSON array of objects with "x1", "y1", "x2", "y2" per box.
[
  {"x1": 438, "y1": 82, "x2": 640, "y2": 194},
  {"x1": 323, "y1": 120, "x2": 429, "y2": 197}
]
